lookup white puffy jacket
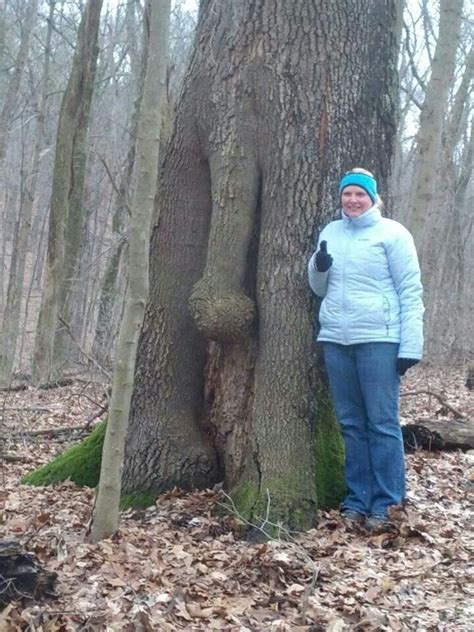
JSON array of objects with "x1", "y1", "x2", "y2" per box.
[{"x1": 308, "y1": 206, "x2": 424, "y2": 359}]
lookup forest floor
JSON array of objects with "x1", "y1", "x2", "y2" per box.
[{"x1": 0, "y1": 365, "x2": 473, "y2": 631}]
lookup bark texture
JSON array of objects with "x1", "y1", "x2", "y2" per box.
[{"x1": 124, "y1": 0, "x2": 399, "y2": 530}]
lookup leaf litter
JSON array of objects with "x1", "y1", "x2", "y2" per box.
[{"x1": 0, "y1": 365, "x2": 472, "y2": 630}]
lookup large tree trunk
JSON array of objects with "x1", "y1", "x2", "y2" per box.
[
  {"x1": 123, "y1": 0, "x2": 399, "y2": 531},
  {"x1": 32, "y1": 0, "x2": 103, "y2": 384}
]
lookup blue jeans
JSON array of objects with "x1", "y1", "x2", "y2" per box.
[{"x1": 323, "y1": 342, "x2": 405, "y2": 517}]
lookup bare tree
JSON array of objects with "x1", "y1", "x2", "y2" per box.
[
  {"x1": 0, "y1": 0, "x2": 55, "y2": 386},
  {"x1": 406, "y1": 0, "x2": 463, "y2": 244},
  {"x1": 32, "y1": 0, "x2": 103, "y2": 384},
  {"x1": 0, "y1": 0, "x2": 38, "y2": 167},
  {"x1": 91, "y1": 0, "x2": 171, "y2": 542}
]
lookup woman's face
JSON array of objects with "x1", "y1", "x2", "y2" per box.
[{"x1": 341, "y1": 186, "x2": 373, "y2": 217}]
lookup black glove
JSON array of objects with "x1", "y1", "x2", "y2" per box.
[
  {"x1": 396, "y1": 358, "x2": 419, "y2": 376},
  {"x1": 315, "y1": 240, "x2": 333, "y2": 272}
]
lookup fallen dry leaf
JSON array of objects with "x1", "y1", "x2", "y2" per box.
[{"x1": 0, "y1": 366, "x2": 472, "y2": 630}]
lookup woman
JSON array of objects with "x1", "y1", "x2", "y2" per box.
[{"x1": 308, "y1": 168, "x2": 424, "y2": 530}]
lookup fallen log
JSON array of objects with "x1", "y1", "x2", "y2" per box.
[
  {"x1": 0, "y1": 540, "x2": 57, "y2": 607},
  {"x1": 402, "y1": 419, "x2": 474, "y2": 453}
]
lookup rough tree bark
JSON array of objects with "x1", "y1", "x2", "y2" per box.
[
  {"x1": 123, "y1": 0, "x2": 399, "y2": 531},
  {"x1": 32, "y1": 0, "x2": 103, "y2": 384},
  {"x1": 91, "y1": 0, "x2": 171, "y2": 542}
]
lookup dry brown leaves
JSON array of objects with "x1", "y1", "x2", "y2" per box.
[{"x1": 0, "y1": 366, "x2": 472, "y2": 631}]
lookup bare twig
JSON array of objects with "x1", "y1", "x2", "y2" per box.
[
  {"x1": 2, "y1": 407, "x2": 53, "y2": 413},
  {"x1": 1, "y1": 424, "x2": 92, "y2": 440},
  {"x1": 58, "y1": 316, "x2": 111, "y2": 382},
  {"x1": 400, "y1": 390, "x2": 466, "y2": 419},
  {"x1": 217, "y1": 490, "x2": 320, "y2": 618},
  {"x1": 96, "y1": 153, "x2": 131, "y2": 216},
  {"x1": 0, "y1": 453, "x2": 31, "y2": 462},
  {"x1": 403, "y1": 20, "x2": 427, "y2": 94},
  {"x1": 400, "y1": 84, "x2": 423, "y2": 110}
]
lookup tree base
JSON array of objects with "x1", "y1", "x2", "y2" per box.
[
  {"x1": 22, "y1": 403, "x2": 346, "y2": 530},
  {"x1": 229, "y1": 476, "x2": 318, "y2": 538}
]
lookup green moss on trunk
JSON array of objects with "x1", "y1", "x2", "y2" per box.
[
  {"x1": 230, "y1": 475, "x2": 318, "y2": 537},
  {"x1": 22, "y1": 400, "x2": 345, "y2": 518},
  {"x1": 22, "y1": 421, "x2": 106, "y2": 488},
  {"x1": 228, "y1": 480, "x2": 260, "y2": 520},
  {"x1": 315, "y1": 393, "x2": 346, "y2": 509}
]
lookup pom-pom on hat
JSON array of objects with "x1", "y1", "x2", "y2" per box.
[{"x1": 339, "y1": 172, "x2": 377, "y2": 203}]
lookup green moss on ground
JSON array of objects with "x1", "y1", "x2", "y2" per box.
[
  {"x1": 22, "y1": 392, "x2": 345, "y2": 518},
  {"x1": 120, "y1": 492, "x2": 157, "y2": 509},
  {"x1": 22, "y1": 420, "x2": 106, "y2": 488},
  {"x1": 315, "y1": 393, "x2": 346, "y2": 509}
]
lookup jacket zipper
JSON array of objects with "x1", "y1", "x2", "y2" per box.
[{"x1": 341, "y1": 223, "x2": 351, "y2": 344}]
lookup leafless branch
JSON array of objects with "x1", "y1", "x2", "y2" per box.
[
  {"x1": 403, "y1": 20, "x2": 427, "y2": 94},
  {"x1": 96, "y1": 153, "x2": 132, "y2": 216},
  {"x1": 400, "y1": 390, "x2": 467, "y2": 419},
  {"x1": 58, "y1": 316, "x2": 111, "y2": 382}
]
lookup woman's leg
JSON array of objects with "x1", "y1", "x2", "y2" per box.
[
  {"x1": 356, "y1": 342, "x2": 405, "y2": 517},
  {"x1": 323, "y1": 343, "x2": 371, "y2": 515}
]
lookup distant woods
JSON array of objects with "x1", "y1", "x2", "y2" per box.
[
  {"x1": 0, "y1": 0, "x2": 196, "y2": 386},
  {"x1": 0, "y1": 0, "x2": 471, "y2": 387}
]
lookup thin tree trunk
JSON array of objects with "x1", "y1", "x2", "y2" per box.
[
  {"x1": 0, "y1": 0, "x2": 54, "y2": 385},
  {"x1": 92, "y1": 3, "x2": 147, "y2": 366},
  {"x1": 91, "y1": 0, "x2": 171, "y2": 542},
  {"x1": 32, "y1": 0, "x2": 103, "y2": 384},
  {"x1": 0, "y1": 0, "x2": 38, "y2": 166},
  {"x1": 425, "y1": 46, "x2": 473, "y2": 357},
  {"x1": 406, "y1": 0, "x2": 463, "y2": 246},
  {"x1": 52, "y1": 4, "x2": 103, "y2": 370},
  {"x1": 18, "y1": 207, "x2": 49, "y2": 371}
]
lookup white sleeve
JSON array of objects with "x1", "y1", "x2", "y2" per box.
[{"x1": 386, "y1": 228, "x2": 424, "y2": 359}]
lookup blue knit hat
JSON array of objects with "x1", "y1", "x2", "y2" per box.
[{"x1": 339, "y1": 172, "x2": 377, "y2": 203}]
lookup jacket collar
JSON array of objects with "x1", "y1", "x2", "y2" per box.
[{"x1": 341, "y1": 205, "x2": 382, "y2": 228}]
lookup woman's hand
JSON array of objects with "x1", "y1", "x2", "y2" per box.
[
  {"x1": 396, "y1": 358, "x2": 419, "y2": 376},
  {"x1": 315, "y1": 241, "x2": 333, "y2": 272}
]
